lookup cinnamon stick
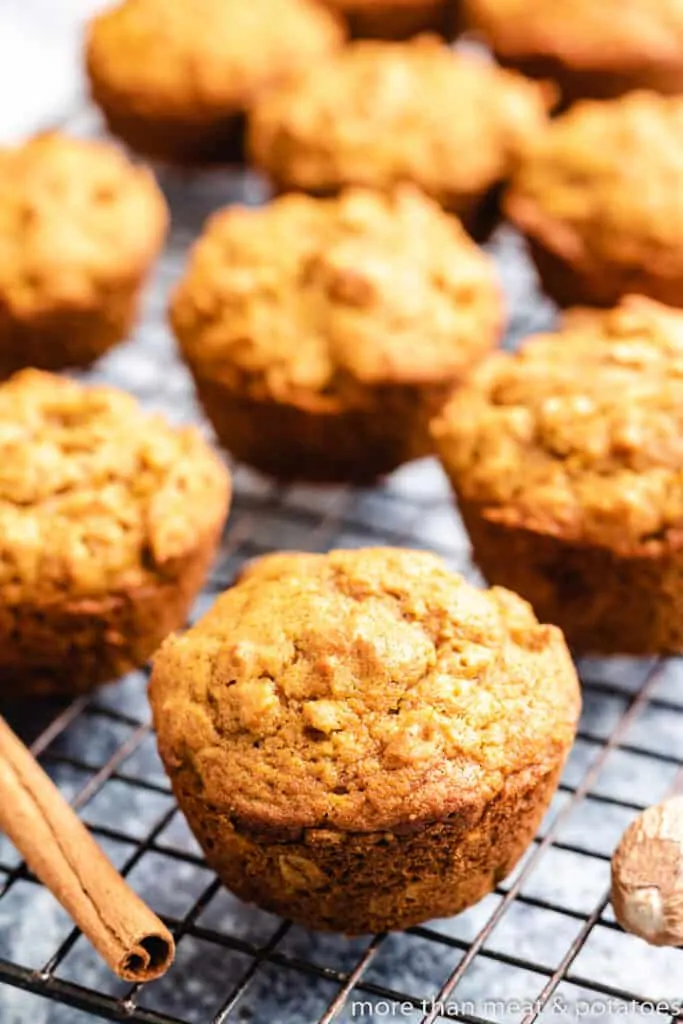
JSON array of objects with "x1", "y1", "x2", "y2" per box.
[{"x1": 0, "y1": 716, "x2": 174, "y2": 982}]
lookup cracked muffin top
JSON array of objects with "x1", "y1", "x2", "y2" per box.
[
  {"x1": 248, "y1": 37, "x2": 552, "y2": 208},
  {"x1": 433, "y1": 296, "x2": 683, "y2": 551},
  {"x1": 463, "y1": 0, "x2": 683, "y2": 73},
  {"x1": 86, "y1": 0, "x2": 344, "y2": 119},
  {"x1": 150, "y1": 547, "x2": 580, "y2": 835},
  {"x1": 0, "y1": 370, "x2": 230, "y2": 602},
  {"x1": 506, "y1": 92, "x2": 683, "y2": 272},
  {"x1": 170, "y1": 188, "x2": 502, "y2": 405},
  {"x1": 0, "y1": 133, "x2": 167, "y2": 319}
]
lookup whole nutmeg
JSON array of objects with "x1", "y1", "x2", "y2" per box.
[{"x1": 611, "y1": 795, "x2": 683, "y2": 947}]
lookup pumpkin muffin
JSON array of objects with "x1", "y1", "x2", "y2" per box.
[
  {"x1": 462, "y1": 0, "x2": 683, "y2": 104},
  {"x1": 433, "y1": 295, "x2": 683, "y2": 654},
  {"x1": 170, "y1": 187, "x2": 502, "y2": 482},
  {"x1": 0, "y1": 370, "x2": 230, "y2": 697},
  {"x1": 0, "y1": 133, "x2": 167, "y2": 378},
  {"x1": 248, "y1": 37, "x2": 553, "y2": 236},
  {"x1": 150, "y1": 547, "x2": 580, "y2": 933},
  {"x1": 320, "y1": 0, "x2": 457, "y2": 39},
  {"x1": 85, "y1": 0, "x2": 344, "y2": 165},
  {"x1": 506, "y1": 92, "x2": 683, "y2": 309}
]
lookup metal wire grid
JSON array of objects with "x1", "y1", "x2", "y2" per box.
[
  {"x1": 1, "y1": 111, "x2": 683, "y2": 1024},
  {"x1": 1, "y1": 490, "x2": 683, "y2": 1024}
]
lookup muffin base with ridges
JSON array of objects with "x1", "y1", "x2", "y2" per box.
[
  {"x1": 337, "y1": 0, "x2": 458, "y2": 40},
  {"x1": 93, "y1": 101, "x2": 246, "y2": 167},
  {"x1": 168, "y1": 758, "x2": 562, "y2": 933},
  {"x1": 150, "y1": 546, "x2": 580, "y2": 932},
  {"x1": 0, "y1": 288, "x2": 140, "y2": 378},
  {"x1": 0, "y1": 522, "x2": 224, "y2": 698},
  {"x1": 478, "y1": 51, "x2": 683, "y2": 107},
  {"x1": 512, "y1": 228, "x2": 683, "y2": 310},
  {"x1": 506, "y1": 151, "x2": 683, "y2": 309},
  {"x1": 458, "y1": 498, "x2": 683, "y2": 655},
  {"x1": 191, "y1": 372, "x2": 454, "y2": 483}
]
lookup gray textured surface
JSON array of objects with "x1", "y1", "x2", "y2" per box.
[{"x1": 1, "y1": 15, "x2": 683, "y2": 1023}]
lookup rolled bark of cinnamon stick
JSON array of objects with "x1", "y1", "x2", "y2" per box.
[{"x1": 0, "y1": 716, "x2": 174, "y2": 982}]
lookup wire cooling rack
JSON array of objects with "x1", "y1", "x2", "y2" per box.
[{"x1": 1, "y1": 108, "x2": 683, "y2": 1024}]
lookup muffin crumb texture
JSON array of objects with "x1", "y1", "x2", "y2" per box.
[
  {"x1": 0, "y1": 370, "x2": 230, "y2": 694},
  {"x1": 434, "y1": 296, "x2": 683, "y2": 653},
  {"x1": 173, "y1": 187, "x2": 501, "y2": 397},
  {"x1": 506, "y1": 92, "x2": 683, "y2": 307},
  {"x1": 0, "y1": 132, "x2": 167, "y2": 374},
  {"x1": 463, "y1": 0, "x2": 683, "y2": 100},
  {"x1": 249, "y1": 37, "x2": 552, "y2": 220},
  {"x1": 172, "y1": 187, "x2": 502, "y2": 481},
  {"x1": 435, "y1": 296, "x2": 683, "y2": 551},
  {"x1": 86, "y1": 0, "x2": 344, "y2": 163},
  {"x1": 151, "y1": 548, "x2": 579, "y2": 931}
]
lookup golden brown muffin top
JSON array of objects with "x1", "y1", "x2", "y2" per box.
[
  {"x1": 464, "y1": 0, "x2": 683, "y2": 69},
  {"x1": 171, "y1": 188, "x2": 502, "y2": 405},
  {"x1": 506, "y1": 92, "x2": 683, "y2": 272},
  {"x1": 86, "y1": 0, "x2": 344, "y2": 119},
  {"x1": 0, "y1": 370, "x2": 230, "y2": 602},
  {"x1": 248, "y1": 37, "x2": 552, "y2": 206},
  {"x1": 0, "y1": 133, "x2": 167, "y2": 319},
  {"x1": 433, "y1": 296, "x2": 683, "y2": 551},
  {"x1": 150, "y1": 547, "x2": 580, "y2": 835}
]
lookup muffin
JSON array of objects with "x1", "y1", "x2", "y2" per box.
[
  {"x1": 321, "y1": 0, "x2": 457, "y2": 39},
  {"x1": 170, "y1": 187, "x2": 503, "y2": 482},
  {"x1": 505, "y1": 92, "x2": 683, "y2": 309},
  {"x1": 86, "y1": 0, "x2": 344, "y2": 165},
  {"x1": 150, "y1": 547, "x2": 580, "y2": 933},
  {"x1": 248, "y1": 37, "x2": 553, "y2": 236},
  {"x1": 0, "y1": 133, "x2": 167, "y2": 378},
  {"x1": 462, "y1": 0, "x2": 683, "y2": 104},
  {"x1": 433, "y1": 295, "x2": 683, "y2": 654},
  {"x1": 0, "y1": 370, "x2": 230, "y2": 697}
]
